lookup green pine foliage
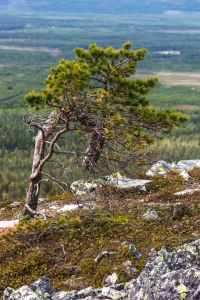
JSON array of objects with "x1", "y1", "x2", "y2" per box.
[{"x1": 24, "y1": 42, "x2": 187, "y2": 181}]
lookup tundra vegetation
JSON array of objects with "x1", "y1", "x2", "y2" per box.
[{"x1": 1, "y1": 168, "x2": 200, "y2": 296}]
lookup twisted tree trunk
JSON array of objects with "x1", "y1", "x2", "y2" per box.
[
  {"x1": 23, "y1": 113, "x2": 57, "y2": 218},
  {"x1": 23, "y1": 111, "x2": 105, "y2": 218}
]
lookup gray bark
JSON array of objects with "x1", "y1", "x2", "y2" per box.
[{"x1": 23, "y1": 113, "x2": 57, "y2": 218}]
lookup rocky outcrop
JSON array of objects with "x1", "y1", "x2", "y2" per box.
[
  {"x1": 146, "y1": 159, "x2": 200, "y2": 180},
  {"x1": 5, "y1": 239, "x2": 200, "y2": 300},
  {"x1": 70, "y1": 173, "x2": 153, "y2": 196}
]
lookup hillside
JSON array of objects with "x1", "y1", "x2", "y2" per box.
[
  {"x1": 1, "y1": 163, "x2": 200, "y2": 299},
  {"x1": 2, "y1": 0, "x2": 200, "y2": 14}
]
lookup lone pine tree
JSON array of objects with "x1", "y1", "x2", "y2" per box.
[{"x1": 23, "y1": 42, "x2": 188, "y2": 218}]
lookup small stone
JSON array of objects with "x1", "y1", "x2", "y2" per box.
[
  {"x1": 94, "y1": 251, "x2": 114, "y2": 263},
  {"x1": 196, "y1": 220, "x2": 200, "y2": 226},
  {"x1": 123, "y1": 261, "x2": 137, "y2": 277},
  {"x1": 59, "y1": 204, "x2": 83, "y2": 213},
  {"x1": 173, "y1": 203, "x2": 184, "y2": 218},
  {"x1": 174, "y1": 189, "x2": 200, "y2": 196},
  {"x1": 38, "y1": 198, "x2": 45, "y2": 203},
  {"x1": 68, "y1": 266, "x2": 80, "y2": 276},
  {"x1": 104, "y1": 272, "x2": 118, "y2": 286},
  {"x1": 179, "y1": 170, "x2": 190, "y2": 181},
  {"x1": 10, "y1": 202, "x2": 21, "y2": 207},
  {"x1": 142, "y1": 208, "x2": 158, "y2": 220},
  {"x1": 192, "y1": 233, "x2": 199, "y2": 237},
  {"x1": 121, "y1": 242, "x2": 142, "y2": 260}
]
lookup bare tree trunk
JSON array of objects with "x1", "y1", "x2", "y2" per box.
[
  {"x1": 77, "y1": 112, "x2": 105, "y2": 171},
  {"x1": 23, "y1": 111, "x2": 105, "y2": 218},
  {"x1": 82, "y1": 132, "x2": 105, "y2": 170},
  {"x1": 23, "y1": 114, "x2": 57, "y2": 218}
]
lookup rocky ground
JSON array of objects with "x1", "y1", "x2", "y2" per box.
[{"x1": 1, "y1": 160, "x2": 200, "y2": 299}]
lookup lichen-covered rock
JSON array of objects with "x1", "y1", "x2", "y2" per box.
[
  {"x1": 175, "y1": 160, "x2": 200, "y2": 170},
  {"x1": 8, "y1": 286, "x2": 41, "y2": 300},
  {"x1": 30, "y1": 276, "x2": 54, "y2": 297},
  {"x1": 129, "y1": 239, "x2": 200, "y2": 300},
  {"x1": 121, "y1": 242, "x2": 142, "y2": 260},
  {"x1": 3, "y1": 287, "x2": 15, "y2": 300},
  {"x1": 52, "y1": 291, "x2": 77, "y2": 300},
  {"x1": 104, "y1": 272, "x2": 118, "y2": 286},
  {"x1": 7, "y1": 239, "x2": 200, "y2": 300},
  {"x1": 146, "y1": 161, "x2": 171, "y2": 176},
  {"x1": 109, "y1": 178, "x2": 153, "y2": 191},
  {"x1": 102, "y1": 287, "x2": 128, "y2": 300},
  {"x1": 142, "y1": 208, "x2": 158, "y2": 220}
]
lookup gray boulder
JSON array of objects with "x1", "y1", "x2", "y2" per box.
[
  {"x1": 146, "y1": 161, "x2": 171, "y2": 176},
  {"x1": 7, "y1": 286, "x2": 41, "y2": 300},
  {"x1": 176, "y1": 159, "x2": 200, "y2": 170},
  {"x1": 129, "y1": 239, "x2": 200, "y2": 300},
  {"x1": 3, "y1": 287, "x2": 15, "y2": 300},
  {"x1": 30, "y1": 276, "x2": 54, "y2": 297},
  {"x1": 102, "y1": 287, "x2": 128, "y2": 300},
  {"x1": 52, "y1": 291, "x2": 77, "y2": 300},
  {"x1": 110, "y1": 178, "x2": 152, "y2": 191}
]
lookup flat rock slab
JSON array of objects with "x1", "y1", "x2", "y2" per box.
[
  {"x1": 174, "y1": 188, "x2": 200, "y2": 196},
  {"x1": 59, "y1": 204, "x2": 83, "y2": 213},
  {"x1": 0, "y1": 220, "x2": 19, "y2": 229},
  {"x1": 110, "y1": 178, "x2": 153, "y2": 189},
  {"x1": 176, "y1": 159, "x2": 200, "y2": 170}
]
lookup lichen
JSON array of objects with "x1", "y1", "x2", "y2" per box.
[{"x1": 177, "y1": 284, "x2": 189, "y2": 298}]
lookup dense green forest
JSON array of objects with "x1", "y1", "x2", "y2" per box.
[{"x1": 1, "y1": 12, "x2": 200, "y2": 201}]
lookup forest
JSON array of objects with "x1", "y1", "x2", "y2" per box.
[{"x1": 0, "y1": 12, "x2": 200, "y2": 201}]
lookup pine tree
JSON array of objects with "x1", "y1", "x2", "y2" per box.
[{"x1": 23, "y1": 42, "x2": 188, "y2": 218}]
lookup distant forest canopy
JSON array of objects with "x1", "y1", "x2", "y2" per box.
[
  {"x1": 2, "y1": 0, "x2": 200, "y2": 14},
  {"x1": 1, "y1": 12, "x2": 200, "y2": 201}
]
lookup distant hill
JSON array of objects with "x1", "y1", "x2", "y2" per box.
[{"x1": 2, "y1": 0, "x2": 200, "y2": 14}]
